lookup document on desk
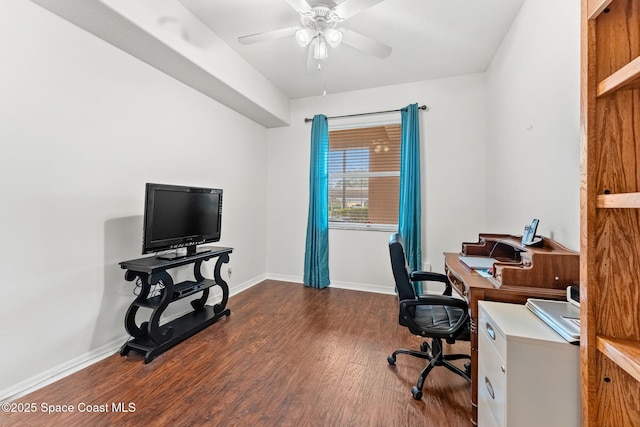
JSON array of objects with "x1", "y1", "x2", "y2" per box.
[
  {"x1": 474, "y1": 269, "x2": 492, "y2": 278},
  {"x1": 458, "y1": 256, "x2": 498, "y2": 270}
]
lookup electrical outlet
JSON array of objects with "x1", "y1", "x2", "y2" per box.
[
  {"x1": 422, "y1": 262, "x2": 432, "y2": 272},
  {"x1": 227, "y1": 267, "x2": 232, "y2": 278}
]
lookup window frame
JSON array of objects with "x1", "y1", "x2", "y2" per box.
[{"x1": 327, "y1": 116, "x2": 401, "y2": 232}]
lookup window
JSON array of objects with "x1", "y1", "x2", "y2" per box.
[{"x1": 328, "y1": 123, "x2": 401, "y2": 230}]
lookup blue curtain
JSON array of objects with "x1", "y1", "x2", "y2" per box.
[
  {"x1": 303, "y1": 114, "x2": 330, "y2": 288},
  {"x1": 399, "y1": 103, "x2": 422, "y2": 293}
]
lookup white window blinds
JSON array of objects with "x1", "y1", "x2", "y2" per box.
[{"x1": 328, "y1": 124, "x2": 401, "y2": 226}]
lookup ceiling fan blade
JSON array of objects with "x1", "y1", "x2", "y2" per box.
[
  {"x1": 285, "y1": 0, "x2": 313, "y2": 14},
  {"x1": 341, "y1": 29, "x2": 392, "y2": 58},
  {"x1": 238, "y1": 26, "x2": 300, "y2": 45},
  {"x1": 333, "y1": 0, "x2": 385, "y2": 20}
]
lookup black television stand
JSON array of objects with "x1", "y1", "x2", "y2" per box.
[
  {"x1": 157, "y1": 246, "x2": 212, "y2": 260},
  {"x1": 118, "y1": 246, "x2": 233, "y2": 363}
]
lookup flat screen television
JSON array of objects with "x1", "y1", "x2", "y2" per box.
[{"x1": 142, "y1": 183, "x2": 223, "y2": 258}]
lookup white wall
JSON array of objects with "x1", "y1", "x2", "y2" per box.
[
  {"x1": 266, "y1": 74, "x2": 488, "y2": 290},
  {"x1": 265, "y1": 0, "x2": 581, "y2": 291},
  {"x1": 0, "y1": 0, "x2": 268, "y2": 397},
  {"x1": 485, "y1": 0, "x2": 580, "y2": 250}
]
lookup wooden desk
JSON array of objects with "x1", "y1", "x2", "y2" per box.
[{"x1": 443, "y1": 234, "x2": 579, "y2": 426}]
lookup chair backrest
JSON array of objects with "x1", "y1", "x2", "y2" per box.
[{"x1": 389, "y1": 233, "x2": 417, "y2": 301}]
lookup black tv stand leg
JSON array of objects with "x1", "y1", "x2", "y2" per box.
[
  {"x1": 118, "y1": 247, "x2": 233, "y2": 363},
  {"x1": 211, "y1": 253, "x2": 230, "y2": 314}
]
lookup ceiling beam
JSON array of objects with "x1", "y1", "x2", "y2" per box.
[{"x1": 30, "y1": 0, "x2": 291, "y2": 128}]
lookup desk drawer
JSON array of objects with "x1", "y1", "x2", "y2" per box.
[
  {"x1": 445, "y1": 268, "x2": 468, "y2": 299},
  {"x1": 479, "y1": 304, "x2": 506, "y2": 360}
]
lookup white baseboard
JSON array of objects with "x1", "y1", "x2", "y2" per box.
[
  {"x1": 265, "y1": 273, "x2": 303, "y2": 284},
  {"x1": 0, "y1": 275, "x2": 264, "y2": 403},
  {"x1": 330, "y1": 279, "x2": 396, "y2": 295},
  {"x1": 0, "y1": 338, "x2": 124, "y2": 403},
  {"x1": 266, "y1": 273, "x2": 396, "y2": 295},
  {"x1": 230, "y1": 274, "x2": 267, "y2": 295}
]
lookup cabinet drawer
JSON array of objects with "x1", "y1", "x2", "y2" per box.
[
  {"x1": 479, "y1": 327, "x2": 507, "y2": 427},
  {"x1": 479, "y1": 304, "x2": 507, "y2": 360},
  {"x1": 477, "y1": 398, "x2": 501, "y2": 427}
]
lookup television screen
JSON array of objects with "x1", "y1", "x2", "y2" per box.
[{"x1": 142, "y1": 183, "x2": 223, "y2": 256}]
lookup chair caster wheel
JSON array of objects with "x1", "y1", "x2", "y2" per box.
[
  {"x1": 420, "y1": 342, "x2": 430, "y2": 352},
  {"x1": 411, "y1": 386, "x2": 422, "y2": 400},
  {"x1": 387, "y1": 355, "x2": 396, "y2": 365}
]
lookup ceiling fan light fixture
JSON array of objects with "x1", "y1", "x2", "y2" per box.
[
  {"x1": 323, "y1": 28, "x2": 343, "y2": 48},
  {"x1": 238, "y1": 1, "x2": 393, "y2": 66},
  {"x1": 313, "y1": 36, "x2": 328, "y2": 60},
  {"x1": 295, "y1": 28, "x2": 314, "y2": 47}
]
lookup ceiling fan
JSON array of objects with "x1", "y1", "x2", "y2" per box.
[{"x1": 237, "y1": 0, "x2": 392, "y2": 65}]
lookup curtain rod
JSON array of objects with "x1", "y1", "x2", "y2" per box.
[{"x1": 303, "y1": 104, "x2": 429, "y2": 123}]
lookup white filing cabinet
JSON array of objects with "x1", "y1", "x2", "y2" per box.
[{"x1": 477, "y1": 301, "x2": 579, "y2": 427}]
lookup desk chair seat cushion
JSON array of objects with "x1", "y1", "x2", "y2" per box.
[
  {"x1": 399, "y1": 297, "x2": 471, "y2": 341},
  {"x1": 398, "y1": 291, "x2": 470, "y2": 341},
  {"x1": 412, "y1": 305, "x2": 471, "y2": 341}
]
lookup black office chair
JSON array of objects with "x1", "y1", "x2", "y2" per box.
[{"x1": 387, "y1": 233, "x2": 471, "y2": 399}]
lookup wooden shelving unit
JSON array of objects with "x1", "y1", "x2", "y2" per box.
[
  {"x1": 597, "y1": 56, "x2": 640, "y2": 96},
  {"x1": 596, "y1": 337, "x2": 640, "y2": 383},
  {"x1": 581, "y1": 0, "x2": 640, "y2": 425},
  {"x1": 596, "y1": 192, "x2": 640, "y2": 208}
]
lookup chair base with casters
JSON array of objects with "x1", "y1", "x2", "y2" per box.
[
  {"x1": 387, "y1": 337, "x2": 471, "y2": 399},
  {"x1": 387, "y1": 233, "x2": 472, "y2": 400}
]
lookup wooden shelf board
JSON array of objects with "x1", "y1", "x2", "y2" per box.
[
  {"x1": 597, "y1": 336, "x2": 640, "y2": 383},
  {"x1": 597, "y1": 56, "x2": 640, "y2": 97},
  {"x1": 588, "y1": 0, "x2": 613, "y2": 19},
  {"x1": 596, "y1": 192, "x2": 640, "y2": 208}
]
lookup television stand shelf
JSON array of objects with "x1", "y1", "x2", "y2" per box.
[{"x1": 118, "y1": 246, "x2": 233, "y2": 363}]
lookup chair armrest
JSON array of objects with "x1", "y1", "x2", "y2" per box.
[
  {"x1": 404, "y1": 295, "x2": 468, "y2": 312},
  {"x1": 409, "y1": 271, "x2": 453, "y2": 296}
]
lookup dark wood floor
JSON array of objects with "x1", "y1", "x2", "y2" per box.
[{"x1": 1, "y1": 280, "x2": 471, "y2": 427}]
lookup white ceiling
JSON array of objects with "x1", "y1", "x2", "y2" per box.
[
  {"x1": 178, "y1": 0, "x2": 525, "y2": 99},
  {"x1": 30, "y1": 0, "x2": 525, "y2": 126}
]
